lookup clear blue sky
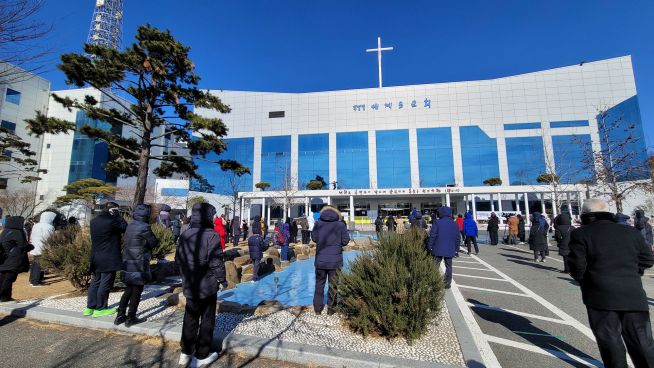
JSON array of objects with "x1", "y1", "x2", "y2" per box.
[{"x1": 35, "y1": 0, "x2": 654, "y2": 143}]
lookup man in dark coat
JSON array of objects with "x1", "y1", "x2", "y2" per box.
[
  {"x1": 386, "y1": 215, "x2": 396, "y2": 232},
  {"x1": 554, "y1": 213, "x2": 573, "y2": 273},
  {"x1": 231, "y1": 216, "x2": 241, "y2": 246},
  {"x1": 0, "y1": 216, "x2": 33, "y2": 302},
  {"x1": 374, "y1": 215, "x2": 384, "y2": 239},
  {"x1": 529, "y1": 212, "x2": 550, "y2": 262},
  {"x1": 115, "y1": 204, "x2": 159, "y2": 327},
  {"x1": 487, "y1": 212, "x2": 500, "y2": 245},
  {"x1": 290, "y1": 219, "x2": 298, "y2": 244},
  {"x1": 175, "y1": 203, "x2": 226, "y2": 367},
  {"x1": 517, "y1": 214, "x2": 526, "y2": 243},
  {"x1": 248, "y1": 215, "x2": 264, "y2": 281},
  {"x1": 172, "y1": 215, "x2": 182, "y2": 244},
  {"x1": 413, "y1": 213, "x2": 428, "y2": 233},
  {"x1": 85, "y1": 202, "x2": 127, "y2": 317},
  {"x1": 428, "y1": 206, "x2": 460, "y2": 289},
  {"x1": 635, "y1": 210, "x2": 654, "y2": 249},
  {"x1": 311, "y1": 206, "x2": 350, "y2": 315},
  {"x1": 568, "y1": 199, "x2": 654, "y2": 368}
]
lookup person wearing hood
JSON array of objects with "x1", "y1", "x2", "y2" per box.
[
  {"x1": 635, "y1": 210, "x2": 654, "y2": 249},
  {"x1": 615, "y1": 213, "x2": 631, "y2": 226},
  {"x1": 175, "y1": 203, "x2": 226, "y2": 368},
  {"x1": 28, "y1": 211, "x2": 56, "y2": 286},
  {"x1": 0, "y1": 216, "x2": 33, "y2": 302},
  {"x1": 568, "y1": 199, "x2": 654, "y2": 368},
  {"x1": 413, "y1": 212, "x2": 428, "y2": 233},
  {"x1": 241, "y1": 220, "x2": 249, "y2": 242},
  {"x1": 487, "y1": 213, "x2": 500, "y2": 246},
  {"x1": 507, "y1": 215, "x2": 519, "y2": 245},
  {"x1": 248, "y1": 215, "x2": 264, "y2": 281},
  {"x1": 409, "y1": 207, "x2": 419, "y2": 225},
  {"x1": 554, "y1": 212, "x2": 573, "y2": 273},
  {"x1": 518, "y1": 214, "x2": 526, "y2": 243},
  {"x1": 386, "y1": 215, "x2": 396, "y2": 232},
  {"x1": 85, "y1": 202, "x2": 127, "y2": 317},
  {"x1": 290, "y1": 219, "x2": 298, "y2": 244},
  {"x1": 213, "y1": 214, "x2": 226, "y2": 250},
  {"x1": 374, "y1": 215, "x2": 384, "y2": 239},
  {"x1": 172, "y1": 214, "x2": 182, "y2": 244},
  {"x1": 114, "y1": 204, "x2": 159, "y2": 327},
  {"x1": 529, "y1": 212, "x2": 550, "y2": 262},
  {"x1": 427, "y1": 207, "x2": 460, "y2": 289},
  {"x1": 463, "y1": 212, "x2": 479, "y2": 255},
  {"x1": 311, "y1": 206, "x2": 350, "y2": 315},
  {"x1": 231, "y1": 216, "x2": 241, "y2": 246}
]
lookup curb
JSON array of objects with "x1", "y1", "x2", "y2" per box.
[{"x1": 0, "y1": 290, "x2": 483, "y2": 368}]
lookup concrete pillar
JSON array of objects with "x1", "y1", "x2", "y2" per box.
[
  {"x1": 567, "y1": 192, "x2": 573, "y2": 217},
  {"x1": 349, "y1": 195, "x2": 355, "y2": 224},
  {"x1": 465, "y1": 195, "x2": 469, "y2": 212},
  {"x1": 540, "y1": 193, "x2": 546, "y2": 214},
  {"x1": 578, "y1": 191, "x2": 584, "y2": 216},
  {"x1": 515, "y1": 194, "x2": 521, "y2": 212},
  {"x1": 327, "y1": 196, "x2": 331, "y2": 205},
  {"x1": 305, "y1": 197, "x2": 309, "y2": 217},
  {"x1": 523, "y1": 192, "x2": 529, "y2": 220},
  {"x1": 471, "y1": 193, "x2": 477, "y2": 220},
  {"x1": 240, "y1": 197, "x2": 244, "y2": 220},
  {"x1": 490, "y1": 193, "x2": 495, "y2": 212},
  {"x1": 552, "y1": 192, "x2": 558, "y2": 218},
  {"x1": 283, "y1": 202, "x2": 287, "y2": 220},
  {"x1": 266, "y1": 205, "x2": 271, "y2": 227},
  {"x1": 446, "y1": 193, "x2": 451, "y2": 207},
  {"x1": 246, "y1": 203, "x2": 251, "y2": 224},
  {"x1": 498, "y1": 194, "x2": 504, "y2": 224},
  {"x1": 525, "y1": 194, "x2": 531, "y2": 226}
]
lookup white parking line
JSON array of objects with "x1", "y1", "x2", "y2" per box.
[
  {"x1": 453, "y1": 273, "x2": 509, "y2": 282},
  {"x1": 502, "y1": 244, "x2": 564, "y2": 263},
  {"x1": 455, "y1": 266, "x2": 495, "y2": 272},
  {"x1": 453, "y1": 260, "x2": 481, "y2": 264},
  {"x1": 467, "y1": 302, "x2": 571, "y2": 325},
  {"x1": 471, "y1": 255, "x2": 597, "y2": 341},
  {"x1": 457, "y1": 284, "x2": 529, "y2": 297},
  {"x1": 485, "y1": 335, "x2": 604, "y2": 367}
]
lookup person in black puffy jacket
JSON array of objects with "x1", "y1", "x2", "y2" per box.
[
  {"x1": 248, "y1": 215, "x2": 263, "y2": 281},
  {"x1": 114, "y1": 204, "x2": 159, "y2": 327},
  {"x1": 554, "y1": 213, "x2": 573, "y2": 273},
  {"x1": 175, "y1": 203, "x2": 226, "y2": 367},
  {"x1": 311, "y1": 206, "x2": 350, "y2": 315},
  {"x1": 0, "y1": 216, "x2": 33, "y2": 302}
]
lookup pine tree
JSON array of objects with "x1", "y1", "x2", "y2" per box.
[{"x1": 26, "y1": 24, "x2": 247, "y2": 208}]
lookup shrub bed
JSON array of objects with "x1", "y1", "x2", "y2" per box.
[
  {"x1": 337, "y1": 229, "x2": 444, "y2": 342},
  {"x1": 41, "y1": 227, "x2": 93, "y2": 290},
  {"x1": 151, "y1": 223, "x2": 176, "y2": 259}
]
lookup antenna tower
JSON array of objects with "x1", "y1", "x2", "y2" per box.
[{"x1": 86, "y1": 0, "x2": 124, "y2": 50}]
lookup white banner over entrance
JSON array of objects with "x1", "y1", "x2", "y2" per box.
[{"x1": 475, "y1": 211, "x2": 521, "y2": 220}]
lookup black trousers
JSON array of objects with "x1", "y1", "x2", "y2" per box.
[
  {"x1": 301, "y1": 230, "x2": 310, "y2": 244},
  {"x1": 587, "y1": 307, "x2": 654, "y2": 368},
  {"x1": 0, "y1": 271, "x2": 18, "y2": 301},
  {"x1": 251, "y1": 258, "x2": 261, "y2": 281},
  {"x1": 488, "y1": 230, "x2": 498, "y2": 245},
  {"x1": 466, "y1": 236, "x2": 479, "y2": 254},
  {"x1": 118, "y1": 284, "x2": 144, "y2": 318},
  {"x1": 314, "y1": 268, "x2": 339, "y2": 313},
  {"x1": 181, "y1": 294, "x2": 217, "y2": 360},
  {"x1": 533, "y1": 250, "x2": 546, "y2": 260},
  {"x1": 29, "y1": 256, "x2": 44, "y2": 285},
  {"x1": 87, "y1": 272, "x2": 115, "y2": 310},
  {"x1": 562, "y1": 255, "x2": 570, "y2": 272},
  {"x1": 243, "y1": 232, "x2": 247, "y2": 242},
  {"x1": 435, "y1": 257, "x2": 453, "y2": 288}
]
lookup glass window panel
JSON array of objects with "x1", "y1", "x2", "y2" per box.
[
  {"x1": 376, "y1": 129, "x2": 411, "y2": 188},
  {"x1": 260, "y1": 135, "x2": 291, "y2": 189},
  {"x1": 504, "y1": 122, "x2": 541, "y2": 130},
  {"x1": 192, "y1": 137, "x2": 254, "y2": 194},
  {"x1": 337, "y1": 131, "x2": 369, "y2": 189},
  {"x1": 298, "y1": 133, "x2": 329, "y2": 188},
  {"x1": 0, "y1": 120, "x2": 16, "y2": 132},
  {"x1": 505, "y1": 137, "x2": 546, "y2": 185},
  {"x1": 460, "y1": 126, "x2": 500, "y2": 186},
  {"x1": 68, "y1": 111, "x2": 118, "y2": 184},
  {"x1": 550, "y1": 120, "x2": 589, "y2": 128},
  {"x1": 552, "y1": 135, "x2": 594, "y2": 183},
  {"x1": 417, "y1": 127, "x2": 455, "y2": 187},
  {"x1": 5, "y1": 88, "x2": 20, "y2": 105}
]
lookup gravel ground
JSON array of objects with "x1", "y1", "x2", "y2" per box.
[
  {"x1": 215, "y1": 306, "x2": 466, "y2": 367},
  {"x1": 25, "y1": 285, "x2": 177, "y2": 321}
]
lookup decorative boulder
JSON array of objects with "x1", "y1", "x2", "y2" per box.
[
  {"x1": 233, "y1": 255, "x2": 251, "y2": 267},
  {"x1": 242, "y1": 264, "x2": 253, "y2": 275},
  {"x1": 309, "y1": 247, "x2": 316, "y2": 256},
  {"x1": 297, "y1": 254, "x2": 309, "y2": 261},
  {"x1": 241, "y1": 273, "x2": 253, "y2": 282},
  {"x1": 254, "y1": 300, "x2": 284, "y2": 316},
  {"x1": 225, "y1": 261, "x2": 240, "y2": 288}
]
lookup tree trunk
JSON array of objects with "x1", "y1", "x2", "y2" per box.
[{"x1": 133, "y1": 130, "x2": 151, "y2": 208}]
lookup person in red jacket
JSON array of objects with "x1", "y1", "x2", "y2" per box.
[
  {"x1": 213, "y1": 215, "x2": 226, "y2": 250},
  {"x1": 456, "y1": 214, "x2": 464, "y2": 247}
]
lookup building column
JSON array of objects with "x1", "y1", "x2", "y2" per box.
[
  {"x1": 567, "y1": 192, "x2": 573, "y2": 217},
  {"x1": 283, "y1": 202, "x2": 287, "y2": 220},
  {"x1": 465, "y1": 195, "x2": 469, "y2": 212},
  {"x1": 498, "y1": 194, "x2": 504, "y2": 224},
  {"x1": 446, "y1": 193, "x2": 451, "y2": 207},
  {"x1": 552, "y1": 193, "x2": 558, "y2": 218},
  {"x1": 471, "y1": 193, "x2": 477, "y2": 220},
  {"x1": 327, "y1": 196, "x2": 331, "y2": 205},
  {"x1": 490, "y1": 193, "x2": 495, "y2": 212},
  {"x1": 578, "y1": 191, "x2": 584, "y2": 216},
  {"x1": 523, "y1": 192, "x2": 529, "y2": 220},
  {"x1": 305, "y1": 197, "x2": 309, "y2": 217},
  {"x1": 266, "y1": 205, "x2": 271, "y2": 227},
  {"x1": 329, "y1": 132, "x2": 337, "y2": 188},
  {"x1": 525, "y1": 193, "x2": 531, "y2": 226},
  {"x1": 409, "y1": 128, "x2": 420, "y2": 188},
  {"x1": 368, "y1": 130, "x2": 378, "y2": 189},
  {"x1": 540, "y1": 193, "x2": 546, "y2": 214},
  {"x1": 246, "y1": 202, "x2": 251, "y2": 224},
  {"x1": 252, "y1": 136, "x2": 262, "y2": 189},
  {"x1": 349, "y1": 195, "x2": 355, "y2": 225},
  {"x1": 515, "y1": 194, "x2": 521, "y2": 212}
]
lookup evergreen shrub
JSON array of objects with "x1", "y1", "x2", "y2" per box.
[
  {"x1": 41, "y1": 227, "x2": 92, "y2": 290},
  {"x1": 337, "y1": 229, "x2": 444, "y2": 342},
  {"x1": 151, "y1": 223, "x2": 176, "y2": 259}
]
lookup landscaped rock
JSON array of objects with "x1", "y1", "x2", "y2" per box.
[
  {"x1": 265, "y1": 247, "x2": 279, "y2": 257},
  {"x1": 164, "y1": 292, "x2": 178, "y2": 306},
  {"x1": 241, "y1": 273, "x2": 253, "y2": 282},
  {"x1": 297, "y1": 254, "x2": 309, "y2": 260},
  {"x1": 233, "y1": 255, "x2": 251, "y2": 267},
  {"x1": 223, "y1": 248, "x2": 241, "y2": 261},
  {"x1": 218, "y1": 300, "x2": 252, "y2": 313},
  {"x1": 254, "y1": 300, "x2": 285, "y2": 316},
  {"x1": 150, "y1": 259, "x2": 179, "y2": 281},
  {"x1": 280, "y1": 260, "x2": 290, "y2": 269},
  {"x1": 242, "y1": 264, "x2": 253, "y2": 275},
  {"x1": 238, "y1": 246, "x2": 249, "y2": 255},
  {"x1": 309, "y1": 247, "x2": 316, "y2": 256},
  {"x1": 225, "y1": 261, "x2": 240, "y2": 288}
]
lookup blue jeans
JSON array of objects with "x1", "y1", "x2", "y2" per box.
[{"x1": 280, "y1": 242, "x2": 289, "y2": 261}]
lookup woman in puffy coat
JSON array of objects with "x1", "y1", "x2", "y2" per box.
[
  {"x1": 529, "y1": 212, "x2": 550, "y2": 262},
  {"x1": 463, "y1": 212, "x2": 479, "y2": 255},
  {"x1": 554, "y1": 213, "x2": 573, "y2": 273},
  {"x1": 115, "y1": 204, "x2": 159, "y2": 327},
  {"x1": 213, "y1": 215, "x2": 226, "y2": 250},
  {"x1": 0, "y1": 216, "x2": 34, "y2": 302},
  {"x1": 487, "y1": 212, "x2": 500, "y2": 245},
  {"x1": 311, "y1": 206, "x2": 350, "y2": 315},
  {"x1": 248, "y1": 215, "x2": 264, "y2": 281}
]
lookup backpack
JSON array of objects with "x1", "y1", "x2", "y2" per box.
[{"x1": 275, "y1": 231, "x2": 286, "y2": 245}]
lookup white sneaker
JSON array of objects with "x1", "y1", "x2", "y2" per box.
[
  {"x1": 197, "y1": 352, "x2": 218, "y2": 367},
  {"x1": 178, "y1": 353, "x2": 192, "y2": 366}
]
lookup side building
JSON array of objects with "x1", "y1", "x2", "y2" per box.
[{"x1": 191, "y1": 56, "x2": 649, "y2": 224}]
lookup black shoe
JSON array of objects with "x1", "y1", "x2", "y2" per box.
[
  {"x1": 444, "y1": 285, "x2": 451, "y2": 289},
  {"x1": 327, "y1": 309, "x2": 335, "y2": 316},
  {"x1": 125, "y1": 317, "x2": 146, "y2": 327},
  {"x1": 314, "y1": 309, "x2": 323, "y2": 315},
  {"x1": 114, "y1": 314, "x2": 127, "y2": 325}
]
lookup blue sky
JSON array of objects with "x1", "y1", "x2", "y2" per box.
[{"x1": 35, "y1": 0, "x2": 654, "y2": 142}]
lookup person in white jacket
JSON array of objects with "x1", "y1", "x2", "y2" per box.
[
  {"x1": 29, "y1": 211, "x2": 56, "y2": 286},
  {"x1": 307, "y1": 211, "x2": 316, "y2": 241}
]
